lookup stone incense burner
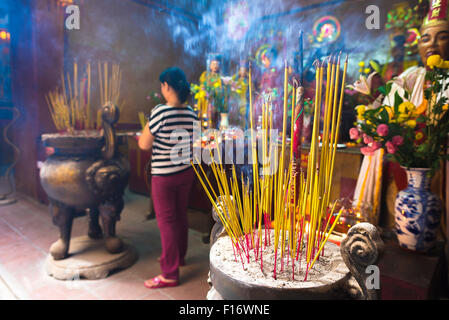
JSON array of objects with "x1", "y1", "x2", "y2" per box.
[
  {"x1": 207, "y1": 199, "x2": 385, "y2": 300},
  {"x1": 40, "y1": 104, "x2": 130, "y2": 264}
]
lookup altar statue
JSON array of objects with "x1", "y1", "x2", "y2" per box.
[
  {"x1": 230, "y1": 63, "x2": 249, "y2": 128},
  {"x1": 199, "y1": 53, "x2": 224, "y2": 128},
  {"x1": 255, "y1": 46, "x2": 283, "y2": 130}
]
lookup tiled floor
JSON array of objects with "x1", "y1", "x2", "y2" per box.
[{"x1": 0, "y1": 191, "x2": 211, "y2": 300}]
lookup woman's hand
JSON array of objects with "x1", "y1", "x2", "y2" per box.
[{"x1": 138, "y1": 122, "x2": 155, "y2": 152}]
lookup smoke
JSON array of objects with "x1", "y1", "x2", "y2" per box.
[{"x1": 160, "y1": 0, "x2": 414, "y2": 81}]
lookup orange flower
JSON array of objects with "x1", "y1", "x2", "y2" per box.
[{"x1": 415, "y1": 98, "x2": 427, "y2": 115}]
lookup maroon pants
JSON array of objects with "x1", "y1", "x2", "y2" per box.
[{"x1": 151, "y1": 168, "x2": 194, "y2": 280}]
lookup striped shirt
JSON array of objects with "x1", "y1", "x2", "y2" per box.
[{"x1": 148, "y1": 104, "x2": 198, "y2": 176}]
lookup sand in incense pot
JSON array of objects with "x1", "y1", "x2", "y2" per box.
[{"x1": 211, "y1": 230, "x2": 349, "y2": 289}]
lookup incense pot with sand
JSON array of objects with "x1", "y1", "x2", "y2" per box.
[
  {"x1": 208, "y1": 204, "x2": 384, "y2": 300},
  {"x1": 39, "y1": 103, "x2": 135, "y2": 279}
]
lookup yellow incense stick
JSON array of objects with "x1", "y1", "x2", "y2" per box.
[{"x1": 309, "y1": 208, "x2": 344, "y2": 269}]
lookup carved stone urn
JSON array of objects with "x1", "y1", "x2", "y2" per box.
[
  {"x1": 207, "y1": 198, "x2": 384, "y2": 300},
  {"x1": 40, "y1": 104, "x2": 130, "y2": 263}
]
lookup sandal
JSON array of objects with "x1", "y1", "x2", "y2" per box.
[{"x1": 144, "y1": 276, "x2": 178, "y2": 289}]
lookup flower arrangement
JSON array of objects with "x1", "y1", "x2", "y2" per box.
[
  {"x1": 191, "y1": 76, "x2": 237, "y2": 114},
  {"x1": 349, "y1": 55, "x2": 449, "y2": 176}
]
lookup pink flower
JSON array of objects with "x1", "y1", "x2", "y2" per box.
[
  {"x1": 385, "y1": 141, "x2": 397, "y2": 154},
  {"x1": 347, "y1": 72, "x2": 378, "y2": 96},
  {"x1": 360, "y1": 146, "x2": 375, "y2": 156},
  {"x1": 363, "y1": 134, "x2": 374, "y2": 144},
  {"x1": 392, "y1": 135, "x2": 404, "y2": 146},
  {"x1": 349, "y1": 127, "x2": 361, "y2": 140},
  {"x1": 371, "y1": 141, "x2": 382, "y2": 151},
  {"x1": 376, "y1": 124, "x2": 389, "y2": 137}
]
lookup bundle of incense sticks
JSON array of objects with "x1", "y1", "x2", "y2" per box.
[
  {"x1": 192, "y1": 53, "x2": 348, "y2": 281},
  {"x1": 46, "y1": 62, "x2": 92, "y2": 131},
  {"x1": 97, "y1": 62, "x2": 126, "y2": 129},
  {"x1": 47, "y1": 61, "x2": 126, "y2": 132}
]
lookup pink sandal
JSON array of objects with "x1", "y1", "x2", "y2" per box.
[{"x1": 144, "y1": 276, "x2": 178, "y2": 289}]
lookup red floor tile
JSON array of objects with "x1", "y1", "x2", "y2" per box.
[
  {"x1": 0, "y1": 192, "x2": 212, "y2": 300},
  {"x1": 90, "y1": 274, "x2": 157, "y2": 300}
]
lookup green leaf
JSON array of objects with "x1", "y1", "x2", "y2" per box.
[
  {"x1": 417, "y1": 143, "x2": 430, "y2": 154},
  {"x1": 379, "y1": 108, "x2": 389, "y2": 122},
  {"x1": 385, "y1": 82, "x2": 393, "y2": 95},
  {"x1": 416, "y1": 115, "x2": 427, "y2": 123},
  {"x1": 394, "y1": 91, "x2": 403, "y2": 114}
]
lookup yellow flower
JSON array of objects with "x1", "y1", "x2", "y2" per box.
[
  {"x1": 427, "y1": 55, "x2": 442, "y2": 69},
  {"x1": 398, "y1": 101, "x2": 414, "y2": 114},
  {"x1": 356, "y1": 105, "x2": 365, "y2": 120},
  {"x1": 364, "y1": 68, "x2": 371, "y2": 74},
  {"x1": 427, "y1": 54, "x2": 449, "y2": 69},
  {"x1": 415, "y1": 131, "x2": 424, "y2": 140},
  {"x1": 406, "y1": 119, "x2": 417, "y2": 128},
  {"x1": 358, "y1": 61, "x2": 365, "y2": 67},
  {"x1": 397, "y1": 114, "x2": 408, "y2": 123},
  {"x1": 443, "y1": 104, "x2": 449, "y2": 111},
  {"x1": 213, "y1": 81, "x2": 221, "y2": 88}
]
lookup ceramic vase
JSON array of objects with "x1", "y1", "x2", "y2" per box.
[{"x1": 394, "y1": 167, "x2": 442, "y2": 252}]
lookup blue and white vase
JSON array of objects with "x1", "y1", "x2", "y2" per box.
[{"x1": 394, "y1": 168, "x2": 442, "y2": 252}]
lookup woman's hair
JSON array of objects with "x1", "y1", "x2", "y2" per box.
[{"x1": 159, "y1": 67, "x2": 191, "y2": 103}]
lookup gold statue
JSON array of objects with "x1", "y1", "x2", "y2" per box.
[
  {"x1": 199, "y1": 54, "x2": 223, "y2": 128},
  {"x1": 230, "y1": 64, "x2": 249, "y2": 127}
]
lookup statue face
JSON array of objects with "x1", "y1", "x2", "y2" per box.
[
  {"x1": 418, "y1": 25, "x2": 449, "y2": 65},
  {"x1": 209, "y1": 60, "x2": 220, "y2": 73}
]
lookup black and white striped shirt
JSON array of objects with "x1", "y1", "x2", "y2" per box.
[{"x1": 148, "y1": 104, "x2": 198, "y2": 176}]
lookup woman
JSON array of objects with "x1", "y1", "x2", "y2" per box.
[{"x1": 138, "y1": 67, "x2": 198, "y2": 288}]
